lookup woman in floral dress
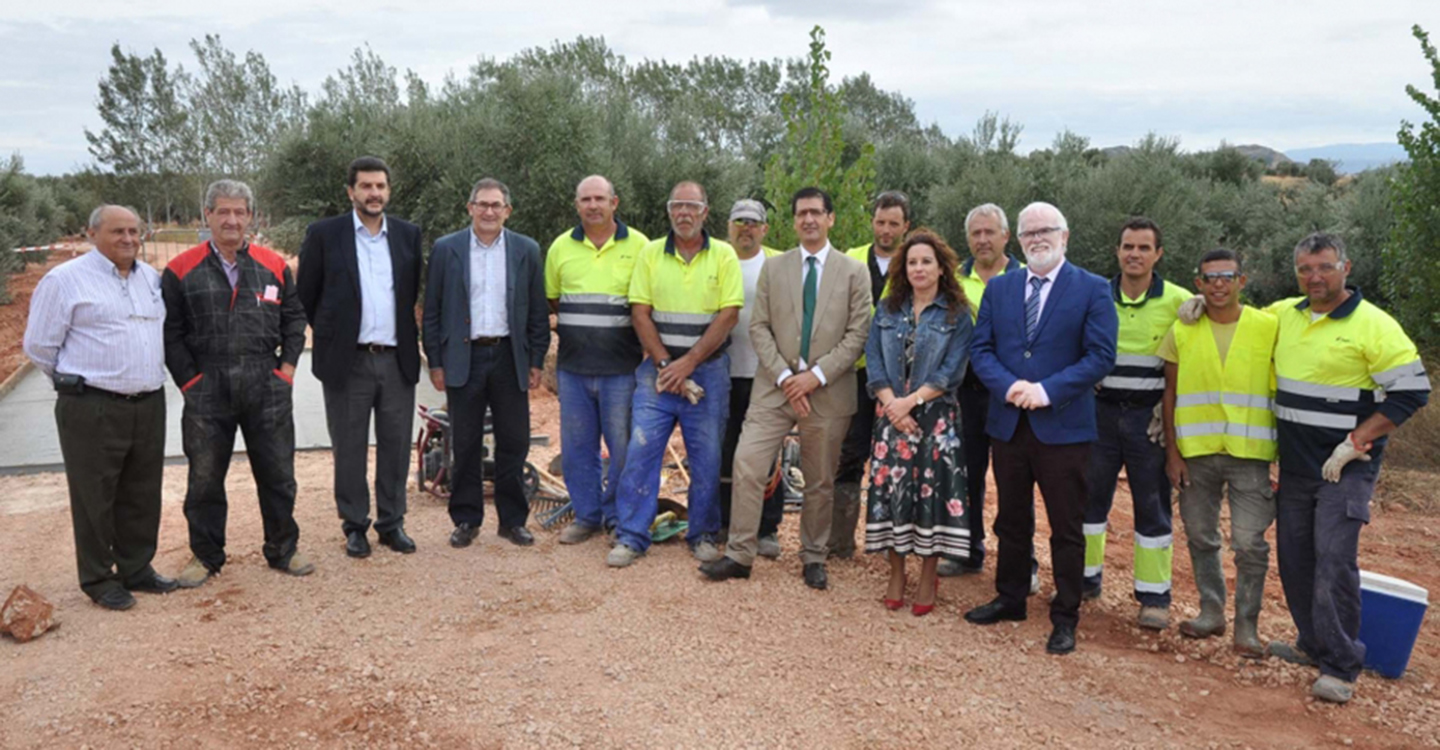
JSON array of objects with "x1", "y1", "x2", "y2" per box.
[{"x1": 863, "y1": 229, "x2": 974, "y2": 615}]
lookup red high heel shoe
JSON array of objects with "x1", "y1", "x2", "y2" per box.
[
  {"x1": 884, "y1": 597, "x2": 904, "y2": 611},
  {"x1": 912, "y1": 581, "x2": 938, "y2": 617}
]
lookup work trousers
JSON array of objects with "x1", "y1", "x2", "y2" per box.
[
  {"x1": 181, "y1": 362, "x2": 300, "y2": 573},
  {"x1": 447, "y1": 340, "x2": 531, "y2": 530},
  {"x1": 992, "y1": 413, "x2": 1091, "y2": 628},
  {"x1": 1084, "y1": 400, "x2": 1174, "y2": 607},
  {"x1": 322, "y1": 349, "x2": 415, "y2": 535},
  {"x1": 830, "y1": 369, "x2": 875, "y2": 555},
  {"x1": 1176, "y1": 454, "x2": 1274, "y2": 622},
  {"x1": 1277, "y1": 464, "x2": 1376, "y2": 682},
  {"x1": 55, "y1": 389, "x2": 165, "y2": 600},
  {"x1": 958, "y1": 375, "x2": 992, "y2": 567}
]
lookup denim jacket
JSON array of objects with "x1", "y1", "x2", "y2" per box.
[{"x1": 865, "y1": 295, "x2": 973, "y2": 400}]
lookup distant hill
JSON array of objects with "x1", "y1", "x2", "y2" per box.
[
  {"x1": 1096, "y1": 141, "x2": 1405, "y2": 175},
  {"x1": 1284, "y1": 143, "x2": 1408, "y2": 174}
]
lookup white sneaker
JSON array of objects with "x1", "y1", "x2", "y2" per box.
[
  {"x1": 1030, "y1": 572, "x2": 1041, "y2": 596},
  {"x1": 558, "y1": 522, "x2": 600, "y2": 545},
  {"x1": 607, "y1": 544, "x2": 644, "y2": 568},
  {"x1": 691, "y1": 540, "x2": 722, "y2": 563}
]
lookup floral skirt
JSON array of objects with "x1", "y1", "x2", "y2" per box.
[{"x1": 864, "y1": 400, "x2": 971, "y2": 560}]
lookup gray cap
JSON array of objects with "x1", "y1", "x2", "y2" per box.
[{"x1": 728, "y1": 199, "x2": 766, "y2": 223}]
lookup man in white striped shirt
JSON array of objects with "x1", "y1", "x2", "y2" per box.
[{"x1": 23, "y1": 205, "x2": 177, "y2": 611}]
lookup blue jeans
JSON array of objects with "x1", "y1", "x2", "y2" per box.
[
  {"x1": 558, "y1": 370, "x2": 635, "y2": 530},
  {"x1": 614, "y1": 356, "x2": 730, "y2": 553}
]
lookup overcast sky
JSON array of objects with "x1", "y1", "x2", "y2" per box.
[{"x1": 2, "y1": 0, "x2": 1436, "y2": 175}]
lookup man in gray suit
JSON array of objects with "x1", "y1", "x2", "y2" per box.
[{"x1": 422, "y1": 177, "x2": 550, "y2": 548}]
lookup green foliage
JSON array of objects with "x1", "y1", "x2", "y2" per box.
[
  {"x1": 0, "y1": 156, "x2": 68, "y2": 303},
  {"x1": 762, "y1": 27, "x2": 876, "y2": 251},
  {"x1": 1384, "y1": 24, "x2": 1440, "y2": 345}
]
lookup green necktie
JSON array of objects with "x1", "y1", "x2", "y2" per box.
[{"x1": 800, "y1": 256, "x2": 817, "y2": 364}]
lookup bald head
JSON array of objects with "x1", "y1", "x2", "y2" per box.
[
  {"x1": 575, "y1": 174, "x2": 619, "y2": 232},
  {"x1": 86, "y1": 204, "x2": 142, "y2": 273}
]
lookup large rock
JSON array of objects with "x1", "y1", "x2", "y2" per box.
[{"x1": 1, "y1": 585, "x2": 56, "y2": 643}]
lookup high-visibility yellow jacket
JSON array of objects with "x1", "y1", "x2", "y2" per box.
[{"x1": 1172, "y1": 306, "x2": 1278, "y2": 461}]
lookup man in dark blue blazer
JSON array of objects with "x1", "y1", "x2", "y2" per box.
[
  {"x1": 298, "y1": 156, "x2": 423, "y2": 559},
  {"x1": 422, "y1": 177, "x2": 550, "y2": 549},
  {"x1": 963, "y1": 201, "x2": 1118, "y2": 655}
]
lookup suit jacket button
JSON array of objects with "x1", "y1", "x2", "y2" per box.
[{"x1": 1024, "y1": 351, "x2": 1032, "y2": 359}]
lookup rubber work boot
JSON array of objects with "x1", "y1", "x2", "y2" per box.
[
  {"x1": 1231, "y1": 569, "x2": 1266, "y2": 658},
  {"x1": 829, "y1": 482, "x2": 862, "y2": 559},
  {"x1": 1178, "y1": 602, "x2": 1227, "y2": 639},
  {"x1": 1179, "y1": 546, "x2": 1227, "y2": 638}
]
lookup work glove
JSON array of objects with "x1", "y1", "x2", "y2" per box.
[
  {"x1": 1147, "y1": 402, "x2": 1165, "y2": 447},
  {"x1": 1321, "y1": 432, "x2": 1371, "y2": 482},
  {"x1": 682, "y1": 379, "x2": 706, "y2": 405},
  {"x1": 1176, "y1": 295, "x2": 1206, "y2": 325}
]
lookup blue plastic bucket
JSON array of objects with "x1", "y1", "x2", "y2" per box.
[{"x1": 1358, "y1": 571, "x2": 1429, "y2": 679}]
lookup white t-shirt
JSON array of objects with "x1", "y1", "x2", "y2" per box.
[
  {"x1": 729, "y1": 252, "x2": 769, "y2": 377},
  {"x1": 875, "y1": 254, "x2": 891, "y2": 277}
]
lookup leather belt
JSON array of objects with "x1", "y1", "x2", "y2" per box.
[
  {"x1": 469, "y1": 336, "x2": 507, "y2": 347},
  {"x1": 358, "y1": 344, "x2": 396, "y2": 353}
]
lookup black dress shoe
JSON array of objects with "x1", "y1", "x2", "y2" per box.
[
  {"x1": 963, "y1": 597, "x2": 1028, "y2": 625},
  {"x1": 1047, "y1": 624, "x2": 1077, "y2": 655},
  {"x1": 498, "y1": 525, "x2": 535, "y2": 546},
  {"x1": 450, "y1": 522, "x2": 480, "y2": 548},
  {"x1": 378, "y1": 527, "x2": 417, "y2": 554},
  {"x1": 699, "y1": 557, "x2": 752, "y2": 581},
  {"x1": 125, "y1": 572, "x2": 179, "y2": 594},
  {"x1": 345, "y1": 529, "x2": 372, "y2": 558},
  {"x1": 94, "y1": 588, "x2": 136, "y2": 611},
  {"x1": 802, "y1": 562, "x2": 828, "y2": 590}
]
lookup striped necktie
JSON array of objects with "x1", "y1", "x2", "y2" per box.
[{"x1": 1025, "y1": 275, "x2": 1049, "y2": 344}]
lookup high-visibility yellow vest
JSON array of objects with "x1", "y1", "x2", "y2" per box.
[{"x1": 1172, "y1": 306, "x2": 1279, "y2": 461}]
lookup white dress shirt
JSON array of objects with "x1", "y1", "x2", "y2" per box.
[
  {"x1": 777, "y1": 241, "x2": 834, "y2": 387},
  {"x1": 23, "y1": 249, "x2": 167, "y2": 394},
  {"x1": 1020, "y1": 257, "x2": 1066, "y2": 407},
  {"x1": 468, "y1": 229, "x2": 510, "y2": 338},
  {"x1": 353, "y1": 211, "x2": 398, "y2": 346}
]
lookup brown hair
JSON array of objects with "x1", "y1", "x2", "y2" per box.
[{"x1": 884, "y1": 228, "x2": 968, "y2": 323}]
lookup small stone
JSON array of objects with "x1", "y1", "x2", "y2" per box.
[{"x1": 1, "y1": 585, "x2": 56, "y2": 643}]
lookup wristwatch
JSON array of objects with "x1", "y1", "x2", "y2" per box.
[
  {"x1": 658, "y1": 358, "x2": 672, "y2": 369},
  {"x1": 915, "y1": 394, "x2": 926, "y2": 407}
]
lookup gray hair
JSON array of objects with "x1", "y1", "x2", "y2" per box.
[
  {"x1": 1293, "y1": 232, "x2": 1348, "y2": 265},
  {"x1": 470, "y1": 177, "x2": 512, "y2": 206},
  {"x1": 1017, "y1": 201, "x2": 1068, "y2": 233},
  {"x1": 964, "y1": 203, "x2": 1010, "y2": 235},
  {"x1": 575, "y1": 174, "x2": 616, "y2": 199},
  {"x1": 86, "y1": 204, "x2": 141, "y2": 231},
  {"x1": 204, "y1": 179, "x2": 255, "y2": 214}
]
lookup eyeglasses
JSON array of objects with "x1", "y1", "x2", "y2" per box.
[
  {"x1": 667, "y1": 200, "x2": 707, "y2": 214},
  {"x1": 1199, "y1": 271, "x2": 1240, "y2": 284},
  {"x1": 1295, "y1": 262, "x2": 1342, "y2": 277},
  {"x1": 469, "y1": 200, "x2": 508, "y2": 214},
  {"x1": 731, "y1": 219, "x2": 763, "y2": 227},
  {"x1": 1017, "y1": 226, "x2": 1061, "y2": 241}
]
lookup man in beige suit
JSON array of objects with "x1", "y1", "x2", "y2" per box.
[{"x1": 700, "y1": 187, "x2": 872, "y2": 590}]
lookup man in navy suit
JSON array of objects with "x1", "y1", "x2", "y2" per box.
[
  {"x1": 422, "y1": 177, "x2": 550, "y2": 549},
  {"x1": 298, "y1": 156, "x2": 423, "y2": 558},
  {"x1": 963, "y1": 201, "x2": 1118, "y2": 655}
]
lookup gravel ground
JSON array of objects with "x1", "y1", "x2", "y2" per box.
[{"x1": 1, "y1": 388, "x2": 1438, "y2": 748}]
